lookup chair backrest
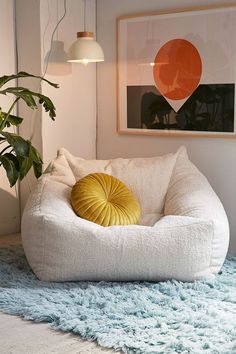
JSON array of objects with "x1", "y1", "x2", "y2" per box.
[{"x1": 45, "y1": 146, "x2": 187, "y2": 226}]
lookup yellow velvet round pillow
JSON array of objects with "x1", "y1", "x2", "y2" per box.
[{"x1": 71, "y1": 173, "x2": 141, "y2": 227}]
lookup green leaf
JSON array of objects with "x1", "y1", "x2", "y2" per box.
[
  {"x1": 37, "y1": 93, "x2": 56, "y2": 120},
  {"x1": 4, "y1": 153, "x2": 20, "y2": 171},
  {"x1": 30, "y1": 145, "x2": 43, "y2": 164},
  {"x1": 0, "y1": 155, "x2": 19, "y2": 186},
  {"x1": 18, "y1": 156, "x2": 33, "y2": 180},
  {"x1": 33, "y1": 161, "x2": 42, "y2": 178},
  {"x1": 1, "y1": 112, "x2": 23, "y2": 127},
  {"x1": 0, "y1": 72, "x2": 59, "y2": 89},
  {"x1": 0, "y1": 71, "x2": 57, "y2": 186},
  {"x1": 0, "y1": 87, "x2": 37, "y2": 109},
  {"x1": 0, "y1": 87, "x2": 56, "y2": 120},
  {"x1": 1, "y1": 132, "x2": 30, "y2": 157},
  {"x1": 17, "y1": 143, "x2": 43, "y2": 180},
  {"x1": 30, "y1": 145, "x2": 43, "y2": 178}
]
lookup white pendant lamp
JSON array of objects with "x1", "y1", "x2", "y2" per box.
[
  {"x1": 67, "y1": 31, "x2": 104, "y2": 64},
  {"x1": 67, "y1": 0, "x2": 104, "y2": 64}
]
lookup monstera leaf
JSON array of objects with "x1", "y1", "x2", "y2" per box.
[
  {"x1": 0, "y1": 72, "x2": 58, "y2": 186},
  {"x1": 0, "y1": 72, "x2": 58, "y2": 89}
]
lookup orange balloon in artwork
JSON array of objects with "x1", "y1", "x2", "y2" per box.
[{"x1": 153, "y1": 39, "x2": 202, "y2": 100}]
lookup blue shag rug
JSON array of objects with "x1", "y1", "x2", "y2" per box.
[{"x1": 0, "y1": 246, "x2": 236, "y2": 354}]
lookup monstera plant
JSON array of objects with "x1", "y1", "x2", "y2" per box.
[{"x1": 0, "y1": 72, "x2": 58, "y2": 187}]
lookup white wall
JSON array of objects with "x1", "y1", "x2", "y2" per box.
[
  {"x1": 16, "y1": 0, "x2": 43, "y2": 211},
  {"x1": 97, "y1": 0, "x2": 236, "y2": 251},
  {"x1": 16, "y1": 0, "x2": 97, "y2": 209},
  {"x1": 0, "y1": 0, "x2": 20, "y2": 235},
  {"x1": 40, "y1": 0, "x2": 97, "y2": 166}
]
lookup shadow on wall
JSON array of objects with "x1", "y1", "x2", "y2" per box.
[
  {"x1": 0, "y1": 188, "x2": 20, "y2": 235},
  {"x1": 44, "y1": 40, "x2": 72, "y2": 76}
]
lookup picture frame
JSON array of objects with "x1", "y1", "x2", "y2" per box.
[{"x1": 116, "y1": 4, "x2": 236, "y2": 138}]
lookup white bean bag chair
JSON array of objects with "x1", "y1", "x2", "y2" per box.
[{"x1": 22, "y1": 146, "x2": 229, "y2": 282}]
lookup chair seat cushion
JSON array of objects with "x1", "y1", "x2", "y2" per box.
[{"x1": 71, "y1": 173, "x2": 141, "y2": 227}]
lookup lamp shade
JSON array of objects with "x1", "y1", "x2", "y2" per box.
[{"x1": 67, "y1": 32, "x2": 104, "y2": 64}]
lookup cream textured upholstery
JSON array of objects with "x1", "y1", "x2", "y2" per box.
[{"x1": 21, "y1": 147, "x2": 229, "y2": 282}]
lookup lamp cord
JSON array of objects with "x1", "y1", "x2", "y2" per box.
[
  {"x1": 29, "y1": 0, "x2": 67, "y2": 144},
  {"x1": 42, "y1": 0, "x2": 67, "y2": 79},
  {"x1": 29, "y1": 0, "x2": 67, "y2": 140},
  {"x1": 28, "y1": 0, "x2": 67, "y2": 176},
  {"x1": 84, "y1": 0, "x2": 87, "y2": 32}
]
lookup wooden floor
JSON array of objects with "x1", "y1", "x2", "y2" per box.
[
  {"x1": 0, "y1": 233, "x2": 22, "y2": 246},
  {"x1": 0, "y1": 234, "x2": 120, "y2": 354}
]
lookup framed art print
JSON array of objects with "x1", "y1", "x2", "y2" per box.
[{"x1": 117, "y1": 4, "x2": 236, "y2": 138}]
